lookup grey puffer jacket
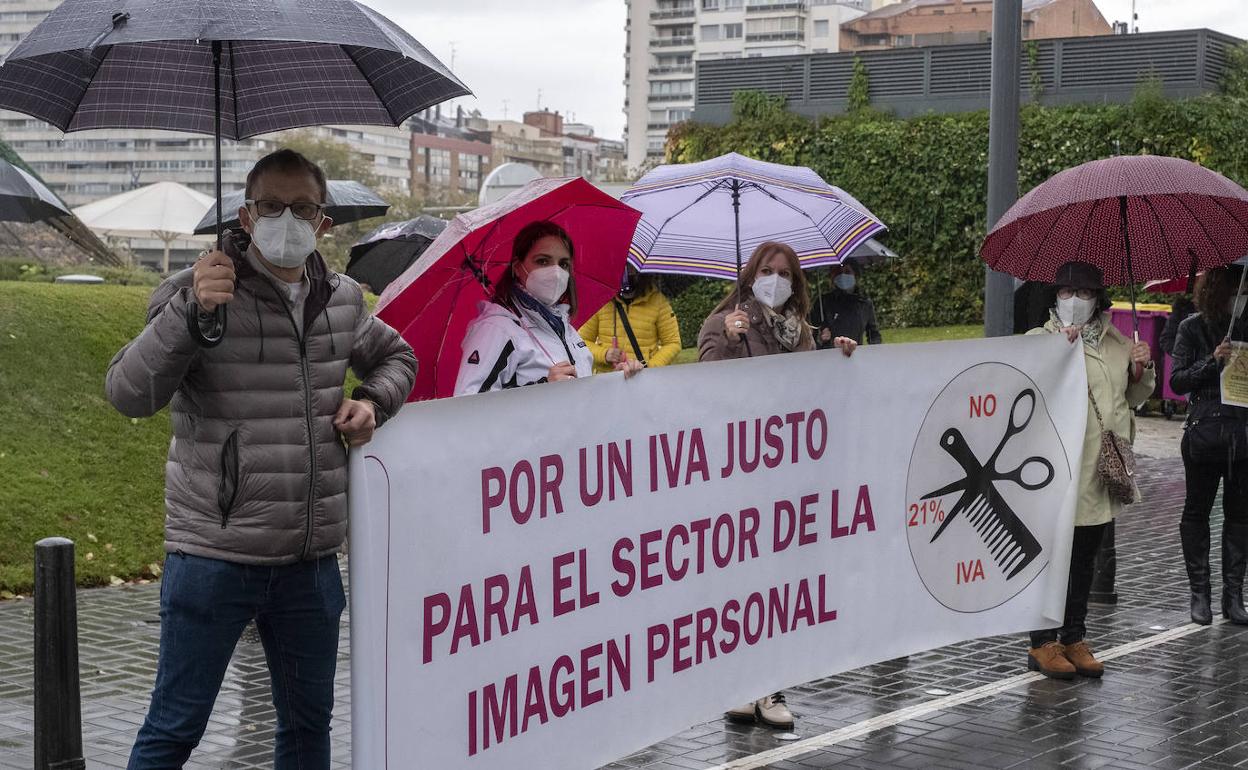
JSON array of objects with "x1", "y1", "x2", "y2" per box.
[{"x1": 106, "y1": 230, "x2": 417, "y2": 565}]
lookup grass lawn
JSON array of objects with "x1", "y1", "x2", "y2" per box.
[
  {"x1": 672, "y1": 324, "x2": 982, "y2": 364},
  {"x1": 0, "y1": 279, "x2": 985, "y2": 594},
  {"x1": 0, "y1": 282, "x2": 167, "y2": 594}
]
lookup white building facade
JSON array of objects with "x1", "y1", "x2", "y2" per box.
[{"x1": 625, "y1": 0, "x2": 903, "y2": 172}]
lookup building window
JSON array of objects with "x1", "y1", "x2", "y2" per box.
[
  {"x1": 700, "y1": 24, "x2": 720, "y2": 41},
  {"x1": 724, "y1": 23, "x2": 743, "y2": 39},
  {"x1": 649, "y1": 80, "x2": 694, "y2": 95},
  {"x1": 701, "y1": 0, "x2": 719, "y2": 9},
  {"x1": 814, "y1": 20, "x2": 829, "y2": 38},
  {"x1": 668, "y1": 108, "x2": 692, "y2": 122},
  {"x1": 724, "y1": 0, "x2": 744, "y2": 7},
  {"x1": 746, "y1": 16, "x2": 799, "y2": 34}
]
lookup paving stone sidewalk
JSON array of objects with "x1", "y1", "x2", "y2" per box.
[{"x1": 5, "y1": 418, "x2": 1248, "y2": 769}]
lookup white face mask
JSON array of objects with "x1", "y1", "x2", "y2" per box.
[
  {"x1": 250, "y1": 209, "x2": 318, "y2": 269},
  {"x1": 833, "y1": 273, "x2": 856, "y2": 291},
  {"x1": 752, "y1": 273, "x2": 793, "y2": 310},
  {"x1": 523, "y1": 265, "x2": 570, "y2": 307},
  {"x1": 1056, "y1": 295, "x2": 1096, "y2": 327}
]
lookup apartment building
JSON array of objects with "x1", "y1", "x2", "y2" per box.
[
  {"x1": 840, "y1": 0, "x2": 1111, "y2": 51},
  {"x1": 624, "y1": 0, "x2": 901, "y2": 171}
]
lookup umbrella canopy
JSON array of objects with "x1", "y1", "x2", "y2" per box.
[
  {"x1": 847, "y1": 237, "x2": 898, "y2": 265},
  {"x1": 0, "y1": 159, "x2": 116, "y2": 263},
  {"x1": 73, "y1": 181, "x2": 214, "y2": 271},
  {"x1": 0, "y1": 0, "x2": 470, "y2": 140},
  {"x1": 376, "y1": 177, "x2": 642, "y2": 401},
  {"x1": 621, "y1": 152, "x2": 886, "y2": 279},
  {"x1": 981, "y1": 155, "x2": 1248, "y2": 285},
  {"x1": 1143, "y1": 276, "x2": 1192, "y2": 295},
  {"x1": 345, "y1": 215, "x2": 449, "y2": 294},
  {"x1": 0, "y1": 161, "x2": 70, "y2": 222},
  {"x1": 73, "y1": 182, "x2": 214, "y2": 240},
  {"x1": 192, "y1": 180, "x2": 391, "y2": 235}
]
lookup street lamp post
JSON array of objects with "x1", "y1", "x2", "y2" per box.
[{"x1": 984, "y1": 0, "x2": 1022, "y2": 337}]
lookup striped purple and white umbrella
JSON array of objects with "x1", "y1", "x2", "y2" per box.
[{"x1": 621, "y1": 152, "x2": 887, "y2": 280}]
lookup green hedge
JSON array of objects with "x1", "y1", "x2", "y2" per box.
[
  {"x1": 665, "y1": 86, "x2": 1248, "y2": 327},
  {"x1": 0, "y1": 257, "x2": 162, "y2": 286}
]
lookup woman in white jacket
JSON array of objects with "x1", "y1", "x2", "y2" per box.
[{"x1": 455, "y1": 220, "x2": 642, "y2": 394}]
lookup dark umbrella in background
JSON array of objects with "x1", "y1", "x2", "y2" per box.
[
  {"x1": 346, "y1": 215, "x2": 447, "y2": 295},
  {"x1": 193, "y1": 180, "x2": 391, "y2": 235},
  {"x1": 981, "y1": 155, "x2": 1248, "y2": 340},
  {"x1": 0, "y1": 0, "x2": 468, "y2": 342},
  {"x1": 0, "y1": 158, "x2": 114, "y2": 264}
]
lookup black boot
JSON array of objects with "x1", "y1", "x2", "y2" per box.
[
  {"x1": 1180, "y1": 519, "x2": 1213, "y2": 625},
  {"x1": 1221, "y1": 522, "x2": 1248, "y2": 625}
]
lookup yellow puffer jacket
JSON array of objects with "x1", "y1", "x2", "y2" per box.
[{"x1": 578, "y1": 288, "x2": 683, "y2": 373}]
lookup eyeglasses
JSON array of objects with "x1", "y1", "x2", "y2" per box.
[
  {"x1": 245, "y1": 199, "x2": 325, "y2": 221},
  {"x1": 1056, "y1": 287, "x2": 1096, "y2": 300}
]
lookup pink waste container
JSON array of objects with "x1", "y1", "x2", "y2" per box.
[{"x1": 1108, "y1": 304, "x2": 1168, "y2": 403}]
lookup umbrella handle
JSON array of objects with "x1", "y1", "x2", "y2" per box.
[{"x1": 191, "y1": 39, "x2": 228, "y2": 349}]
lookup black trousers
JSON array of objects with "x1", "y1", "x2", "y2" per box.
[
  {"x1": 1181, "y1": 434, "x2": 1248, "y2": 530},
  {"x1": 1030, "y1": 522, "x2": 1109, "y2": 647}
]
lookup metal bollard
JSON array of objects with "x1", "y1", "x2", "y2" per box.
[{"x1": 33, "y1": 537, "x2": 85, "y2": 770}]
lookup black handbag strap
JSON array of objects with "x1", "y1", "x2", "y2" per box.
[
  {"x1": 613, "y1": 300, "x2": 647, "y2": 366},
  {"x1": 1087, "y1": 386, "x2": 1107, "y2": 430}
]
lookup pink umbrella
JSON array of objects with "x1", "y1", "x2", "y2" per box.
[
  {"x1": 376, "y1": 177, "x2": 641, "y2": 401},
  {"x1": 1145, "y1": 276, "x2": 1195, "y2": 294}
]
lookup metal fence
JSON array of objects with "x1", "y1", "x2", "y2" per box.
[{"x1": 693, "y1": 29, "x2": 1242, "y2": 123}]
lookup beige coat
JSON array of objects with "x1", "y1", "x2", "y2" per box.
[{"x1": 1030, "y1": 315, "x2": 1154, "y2": 527}]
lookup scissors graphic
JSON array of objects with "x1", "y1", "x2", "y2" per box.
[{"x1": 922, "y1": 389, "x2": 1055, "y2": 580}]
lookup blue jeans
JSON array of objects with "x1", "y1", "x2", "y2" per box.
[{"x1": 127, "y1": 552, "x2": 346, "y2": 769}]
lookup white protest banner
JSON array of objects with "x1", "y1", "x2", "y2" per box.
[{"x1": 348, "y1": 333, "x2": 1087, "y2": 769}]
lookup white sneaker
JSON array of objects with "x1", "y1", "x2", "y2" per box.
[
  {"x1": 755, "y1": 692, "x2": 794, "y2": 729},
  {"x1": 724, "y1": 702, "x2": 756, "y2": 722}
]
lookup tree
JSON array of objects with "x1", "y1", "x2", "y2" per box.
[
  {"x1": 276, "y1": 131, "x2": 389, "y2": 272},
  {"x1": 278, "y1": 131, "x2": 382, "y2": 190}
]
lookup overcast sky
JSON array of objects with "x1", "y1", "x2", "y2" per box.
[{"x1": 369, "y1": 0, "x2": 1247, "y2": 143}]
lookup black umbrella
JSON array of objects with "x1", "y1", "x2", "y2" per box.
[
  {"x1": 0, "y1": 159, "x2": 115, "y2": 264},
  {"x1": 0, "y1": 0, "x2": 468, "y2": 342},
  {"x1": 193, "y1": 180, "x2": 391, "y2": 235},
  {"x1": 345, "y1": 215, "x2": 447, "y2": 294}
]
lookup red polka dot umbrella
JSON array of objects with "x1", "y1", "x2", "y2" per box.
[{"x1": 981, "y1": 155, "x2": 1248, "y2": 334}]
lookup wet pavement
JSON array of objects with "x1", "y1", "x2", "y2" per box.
[{"x1": 5, "y1": 418, "x2": 1248, "y2": 769}]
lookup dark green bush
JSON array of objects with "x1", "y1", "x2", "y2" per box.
[{"x1": 667, "y1": 87, "x2": 1248, "y2": 327}]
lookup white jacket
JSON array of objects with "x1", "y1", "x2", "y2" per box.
[{"x1": 455, "y1": 300, "x2": 594, "y2": 395}]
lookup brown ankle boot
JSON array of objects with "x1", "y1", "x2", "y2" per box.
[
  {"x1": 1027, "y1": 641, "x2": 1076, "y2": 679},
  {"x1": 1062, "y1": 640, "x2": 1104, "y2": 678}
]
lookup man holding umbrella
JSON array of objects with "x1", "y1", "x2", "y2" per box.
[{"x1": 106, "y1": 149, "x2": 417, "y2": 767}]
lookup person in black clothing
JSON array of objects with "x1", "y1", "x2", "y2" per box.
[
  {"x1": 1160, "y1": 294, "x2": 1197, "y2": 356},
  {"x1": 1170, "y1": 264, "x2": 1248, "y2": 626},
  {"x1": 810, "y1": 261, "x2": 882, "y2": 348}
]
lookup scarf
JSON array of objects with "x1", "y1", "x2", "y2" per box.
[
  {"x1": 1049, "y1": 308, "x2": 1104, "y2": 349},
  {"x1": 759, "y1": 303, "x2": 807, "y2": 352},
  {"x1": 514, "y1": 287, "x2": 567, "y2": 340}
]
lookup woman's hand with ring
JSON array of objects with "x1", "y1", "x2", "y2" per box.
[{"x1": 724, "y1": 308, "x2": 750, "y2": 341}]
